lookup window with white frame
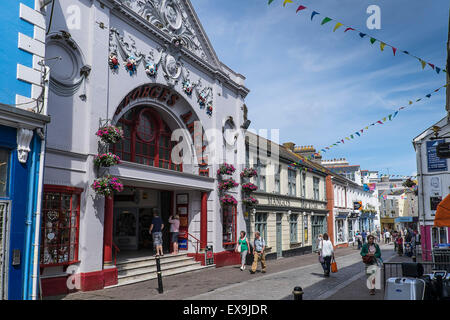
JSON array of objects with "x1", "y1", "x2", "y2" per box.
[
  {"x1": 290, "y1": 214, "x2": 298, "y2": 243},
  {"x1": 313, "y1": 177, "x2": 320, "y2": 200},
  {"x1": 255, "y1": 158, "x2": 266, "y2": 192},
  {"x1": 335, "y1": 219, "x2": 346, "y2": 243},
  {"x1": 288, "y1": 168, "x2": 296, "y2": 196},
  {"x1": 255, "y1": 212, "x2": 267, "y2": 242},
  {"x1": 301, "y1": 172, "x2": 306, "y2": 197},
  {"x1": 275, "y1": 164, "x2": 281, "y2": 194}
]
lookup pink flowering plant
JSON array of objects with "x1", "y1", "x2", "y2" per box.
[
  {"x1": 94, "y1": 152, "x2": 121, "y2": 167},
  {"x1": 242, "y1": 197, "x2": 258, "y2": 206},
  {"x1": 91, "y1": 175, "x2": 124, "y2": 197},
  {"x1": 241, "y1": 182, "x2": 258, "y2": 193},
  {"x1": 96, "y1": 125, "x2": 124, "y2": 144},
  {"x1": 217, "y1": 163, "x2": 236, "y2": 175},
  {"x1": 220, "y1": 194, "x2": 238, "y2": 206},
  {"x1": 218, "y1": 178, "x2": 239, "y2": 191},
  {"x1": 240, "y1": 167, "x2": 257, "y2": 178}
]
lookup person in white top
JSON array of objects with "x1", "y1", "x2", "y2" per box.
[{"x1": 318, "y1": 233, "x2": 334, "y2": 277}]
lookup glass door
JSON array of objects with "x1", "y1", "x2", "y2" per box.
[{"x1": 114, "y1": 208, "x2": 139, "y2": 250}]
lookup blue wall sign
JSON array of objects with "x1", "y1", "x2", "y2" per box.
[{"x1": 427, "y1": 140, "x2": 447, "y2": 172}]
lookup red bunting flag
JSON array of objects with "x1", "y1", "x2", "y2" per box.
[
  {"x1": 377, "y1": 120, "x2": 383, "y2": 124},
  {"x1": 296, "y1": 5, "x2": 307, "y2": 13},
  {"x1": 428, "y1": 63, "x2": 435, "y2": 70},
  {"x1": 344, "y1": 27, "x2": 355, "y2": 32},
  {"x1": 392, "y1": 47, "x2": 397, "y2": 56}
]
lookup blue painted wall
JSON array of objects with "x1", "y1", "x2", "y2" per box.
[{"x1": 0, "y1": 0, "x2": 36, "y2": 105}]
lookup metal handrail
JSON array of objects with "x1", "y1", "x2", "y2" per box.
[
  {"x1": 187, "y1": 232, "x2": 200, "y2": 254},
  {"x1": 112, "y1": 242, "x2": 120, "y2": 266}
]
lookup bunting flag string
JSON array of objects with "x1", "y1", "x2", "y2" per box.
[
  {"x1": 299, "y1": 84, "x2": 447, "y2": 159},
  {"x1": 268, "y1": 1, "x2": 447, "y2": 74}
]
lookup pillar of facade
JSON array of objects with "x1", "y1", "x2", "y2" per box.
[
  {"x1": 103, "y1": 196, "x2": 114, "y2": 265},
  {"x1": 326, "y1": 175, "x2": 335, "y2": 246},
  {"x1": 200, "y1": 192, "x2": 208, "y2": 250}
]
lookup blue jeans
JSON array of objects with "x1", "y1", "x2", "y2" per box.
[{"x1": 321, "y1": 256, "x2": 332, "y2": 274}]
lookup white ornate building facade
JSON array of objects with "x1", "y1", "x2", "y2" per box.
[{"x1": 40, "y1": 0, "x2": 249, "y2": 295}]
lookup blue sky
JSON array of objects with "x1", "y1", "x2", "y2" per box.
[{"x1": 191, "y1": 0, "x2": 449, "y2": 177}]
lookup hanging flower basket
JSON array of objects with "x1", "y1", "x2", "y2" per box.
[
  {"x1": 182, "y1": 80, "x2": 194, "y2": 96},
  {"x1": 242, "y1": 197, "x2": 258, "y2": 206},
  {"x1": 220, "y1": 194, "x2": 237, "y2": 206},
  {"x1": 125, "y1": 56, "x2": 137, "y2": 76},
  {"x1": 241, "y1": 182, "x2": 258, "y2": 193},
  {"x1": 240, "y1": 167, "x2": 257, "y2": 178},
  {"x1": 94, "y1": 152, "x2": 121, "y2": 167},
  {"x1": 91, "y1": 176, "x2": 124, "y2": 197},
  {"x1": 217, "y1": 163, "x2": 236, "y2": 176},
  {"x1": 109, "y1": 53, "x2": 120, "y2": 70},
  {"x1": 218, "y1": 178, "x2": 239, "y2": 191},
  {"x1": 96, "y1": 125, "x2": 124, "y2": 144},
  {"x1": 145, "y1": 63, "x2": 158, "y2": 77}
]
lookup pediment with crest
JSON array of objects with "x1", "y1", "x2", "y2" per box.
[{"x1": 116, "y1": 0, "x2": 219, "y2": 66}]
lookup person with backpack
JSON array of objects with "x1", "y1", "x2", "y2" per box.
[{"x1": 235, "y1": 231, "x2": 250, "y2": 271}]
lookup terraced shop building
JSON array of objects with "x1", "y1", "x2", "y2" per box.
[
  {"x1": 244, "y1": 133, "x2": 329, "y2": 259},
  {"x1": 40, "y1": 0, "x2": 249, "y2": 296}
]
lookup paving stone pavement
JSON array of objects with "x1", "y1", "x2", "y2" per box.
[
  {"x1": 187, "y1": 244, "x2": 396, "y2": 300},
  {"x1": 46, "y1": 245, "x2": 359, "y2": 300}
]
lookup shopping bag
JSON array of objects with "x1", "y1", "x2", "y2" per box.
[{"x1": 331, "y1": 257, "x2": 338, "y2": 273}]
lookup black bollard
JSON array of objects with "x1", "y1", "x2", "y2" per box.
[
  {"x1": 156, "y1": 255, "x2": 164, "y2": 294},
  {"x1": 292, "y1": 286, "x2": 303, "y2": 300}
]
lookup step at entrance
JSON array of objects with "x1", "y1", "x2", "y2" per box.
[{"x1": 107, "y1": 253, "x2": 214, "y2": 288}]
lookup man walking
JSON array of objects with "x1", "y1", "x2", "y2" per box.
[
  {"x1": 361, "y1": 230, "x2": 367, "y2": 244},
  {"x1": 250, "y1": 231, "x2": 266, "y2": 274}
]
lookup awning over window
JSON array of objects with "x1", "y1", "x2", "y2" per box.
[{"x1": 435, "y1": 194, "x2": 450, "y2": 227}]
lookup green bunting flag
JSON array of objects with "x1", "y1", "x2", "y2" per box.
[
  {"x1": 321, "y1": 17, "x2": 332, "y2": 25},
  {"x1": 275, "y1": 3, "x2": 446, "y2": 74},
  {"x1": 268, "y1": 0, "x2": 274, "y2": 4},
  {"x1": 318, "y1": 84, "x2": 445, "y2": 153}
]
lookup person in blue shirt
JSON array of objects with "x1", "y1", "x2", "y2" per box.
[
  {"x1": 149, "y1": 208, "x2": 164, "y2": 256},
  {"x1": 250, "y1": 231, "x2": 266, "y2": 274},
  {"x1": 361, "y1": 230, "x2": 367, "y2": 244}
]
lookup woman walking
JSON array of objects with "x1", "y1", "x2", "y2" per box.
[
  {"x1": 235, "y1": 231, "x2": 250, "y2": 271},
  {"x1": 168, "y1": 214, "x2": 180, "y2": 255},
  {"x1": 318, "y1": 233, "x2": 334, "y2": 277},
  {"x1": 360, "y1": 234, "x2": 382, "y2": 295}
]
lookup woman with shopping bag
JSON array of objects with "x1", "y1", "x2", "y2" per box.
[
  {"x1": 360, "y1": 234, "x2": 383, "y2": 295},
  {"x1": 318, "y1": 233, "x2": 334, "y2": 277}
]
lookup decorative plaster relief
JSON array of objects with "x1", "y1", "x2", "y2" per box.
[
  {"x1": 118, "y1": 0, "x2": 208, "y2": 62},
  {"x1": 17, "y1": 128, "x2": 34, "y2": 164}
]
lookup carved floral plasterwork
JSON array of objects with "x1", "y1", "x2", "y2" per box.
[
  {"x1": 108, "y1": 28, "x2": 214, "y2": 116},
  {"x1": 118, "y1": 0, "x2": 209, "y2": 62}
]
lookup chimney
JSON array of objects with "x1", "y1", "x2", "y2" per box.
[{"x1": 283, "y1": 142, "x2": 295, "y2": 151}]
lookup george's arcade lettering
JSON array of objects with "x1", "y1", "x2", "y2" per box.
[{"x1": 115, "y1": 84, "x2": 180, "y2": 116}]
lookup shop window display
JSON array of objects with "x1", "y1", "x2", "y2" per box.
[
  {"x1": 40, "y1": 186, "x2": 82, "y2": 266},
  {"x1": 223, "y1": 205, "x2": 237, "y2": 247}
]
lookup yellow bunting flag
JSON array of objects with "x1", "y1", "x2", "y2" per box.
[
  {"x1": 333, "y1": 22, "x2": 343, "y2": 32},
  {"x1": 409, "y1": 101, "x2": 413, "y2": 105},
  {"x1": 420, "y1": 59, "x2": 426, "y2": 69},
  {"x1": 283, "y1": 0, "x2": 293, "y2": 6},
  {"x1": 345, "y1": 137, "x2": 350, "y2": 140},
  {"x1": 383, "y1": 117, "x2": 387, "y2": 122},
  {"x1": 380, "y1": 42, "x2": 386, "y2": 51}
]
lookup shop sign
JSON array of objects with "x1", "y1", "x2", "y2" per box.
[
  {"x1": 427, "y1": 140, "x2": 447, "y2": 172},
  {"x1": 353, "y1": 201, "x2": 362, "y2": 211},
  {"x1": 115, "y1": 84, "x2": 180, "y2": 117},
  {"x1": 267, "y1": 196, "x2": 291, "y2": 207}
]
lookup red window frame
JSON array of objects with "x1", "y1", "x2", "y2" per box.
[
  {"x1": 113, "y1": 107, "x2": 182, "y2": 172},
  {"x1": 222, "y1": 205, "x2": 237, "y2": 246},
  {"x1": 40, "y1": 185, "x2": 82, "y2": 267}
]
